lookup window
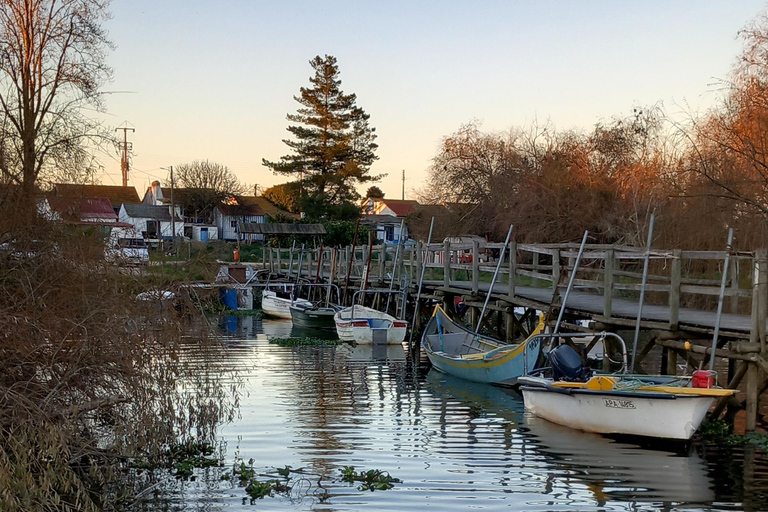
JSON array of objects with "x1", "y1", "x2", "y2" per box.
[
  {"x1": 384, "y1": 225, "x2": 394, "y2": 242},
  {"x1": 230, "y1": 220, "x2": 237, "y2": 228}
]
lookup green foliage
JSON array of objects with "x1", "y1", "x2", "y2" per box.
[
  {"x1": 365, "y1": 186, "x2": 385, "y2": 199},
  {"x1": 262, "y1": 181, "x2": 302, "y2": 213},
  {"x1": 262, "y1": 55, "x2": 381, "y2": 211},
  {"x1": 268, "y1": 337, "x2": 342, "y2": 347},
  {"x1": 339, "y1": 466, "x2": 402, "y2": 491}
]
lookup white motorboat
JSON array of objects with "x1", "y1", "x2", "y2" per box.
[
  {"x1": 261, "y1": 286, "x2": 312, "y2": 319},
  {"x1": 334, "y1": 305, "x2": 407, "y2": 344},
  {"x1": 518, "y1": 340, "x2": 735, "y2": 441}
]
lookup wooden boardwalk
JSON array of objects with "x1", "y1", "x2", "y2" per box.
[{"x1": 424, "y1": 279, "x2": 756, "y2": 339}]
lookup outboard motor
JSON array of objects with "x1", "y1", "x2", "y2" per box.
[{"x1": 548, "y1": 344, "x2": 588, "y2": 381}]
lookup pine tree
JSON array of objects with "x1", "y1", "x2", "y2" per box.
[{"x1": 263, "y1": 55, "x2": 380, "y2": 215}]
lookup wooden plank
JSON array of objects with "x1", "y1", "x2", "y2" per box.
[
  {"x1": 472, "y1": 239, "x2": 479, "y2": 294},
  {"x1": 669, "y1": 249, "x2": 682, "y2": 330},
  {"x1": 508, "y1": 241, "x2": 516, "y2": 300},
  {"x1": 680, "y1": 284, "x2": 751, "y2": 297},
  {"x1": 613, "y1": 282, "x2": 671, "y2": 293},
  {"x1": 516, "y1": 268, "x2": 554, "y2": 282}
]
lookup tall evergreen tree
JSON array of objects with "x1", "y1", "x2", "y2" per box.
[{"x1": 263, "y1": 55, "x2": 380, "y2": 214}]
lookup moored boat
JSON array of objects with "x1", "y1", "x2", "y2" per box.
[
  {"x1": 334, "y1": 305, "x2": 408, "y2": 344},
  {"x1": 518, "y1": 340, "x2": 735, "y2": 440},
  {"x1": 421, "y1": 306, "x2": 545, "y2": 387},
  {"x1": 289, "y1": 303, "x2": 339, "y2": 330},
  {"x1": 262, "y1": 286, "x2": 312, "y2": 319}
]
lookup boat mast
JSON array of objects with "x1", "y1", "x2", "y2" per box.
[
  {"x1": 709, "y1": 227, "x2": 734, "y2": 371},
  {"x1": 630, "y1": 213, "x2": 655, "y2": 373},
  {"x1": 385, "y1": 219, "x2": 406, "y2": 315},
  {"x1": 553, "y1": 230, "x2": 589, "y2": 335},
  {"x1": 476, "y1": 225, "x2": 514, "y2": 333},
  {"x1": 408, "y1": 217, "x2": 435, "y2": 351}
]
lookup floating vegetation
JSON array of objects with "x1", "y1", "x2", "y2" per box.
[
  {"x1": 269, "y1": 337, "x2": 342, "y2": 346},
  {"x1": 133, "y1": 441, "x2": 224, "y2": 481},
  {"x1": 699, "y1": 420, "x2": 768, "y2": 450},
  {"x1": 340, "y1": 466, "x2": 402, "y2": 491},
  {"x1": 218, "y1": 460, "x2": 399, "y2": 503}
]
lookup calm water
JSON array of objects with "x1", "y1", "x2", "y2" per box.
[{"x1": 140, "y1": 315, "x2": 768, "y2": 512}]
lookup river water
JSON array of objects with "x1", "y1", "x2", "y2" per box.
[{"x1": 139, "y1": 315, "x2": 768, "y2": 512}]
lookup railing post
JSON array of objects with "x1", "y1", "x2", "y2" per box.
[
  {"x1": 378, "y1": 243, "x2": 386, "y2": 285},
  {"x1": 416, "y1": 241, "x2": 423, "y2": 288},
  {"x1": 730, "y1": 257, "x2": 740, "y2": 314},
  {"x1": 508, "y1": 241, "x2": 516, "y2": 300},
  {"x1": 532, "y1": 252, "x2": 540, "y2": 287},
  {"x1": 751, "y1": 249, "x2": 768, "y2": 352},
  {"x1": 443, "y1": 239, "x2": 451, "y2": 288},
  {"x1": 551, "y1": 250, "x2": 561, "y2": 290},
  {"x1": 276, "y1": 248, "x2": 281, "y2": 274},
  {"x1": 603, "y1": 249, "x2": 614, "y2": 318},
  {"x1": 669, "y1": 249, "x2": 682, "y2": 331},
  {"x1": 472, "y1": 239, "x2": 480, "y2": 295}
]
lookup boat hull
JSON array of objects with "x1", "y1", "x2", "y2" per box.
[
  {"x1": 289, "y1": 306, "x2": 337, "y2": 330},
  {"x1": 421, "y1": 306, "x2": 545, "y2": 386},
  {"x1": 427, "y1": 342, "x2": 542, "y2": 386},
  {"x1": 520, "y1": 377, "x2": 716, "y2": 440},
  {"x1": 262, "y1": 290, "x2": 311, "y2": 319},
  {"x1": 334, "y1": 306, "x2": 407, "y2": 344}
]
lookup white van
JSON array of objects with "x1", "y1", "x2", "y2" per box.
[{"x1": 106, "y1": 227, "x2": 149, "y2": 265}]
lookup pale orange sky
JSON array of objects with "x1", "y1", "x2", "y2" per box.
[{"x1": 98, "y1": 0, "x2": 766, "y2": 199}]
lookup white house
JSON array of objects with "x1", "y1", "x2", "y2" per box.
[
  {"x1": 213, "y1": 196, "x2": 297, "y2": 242},
  {"x1": 361, "y1": 198, "x2": 419, "y2": 243},
  {"x1": 119, "y1": 204, "x2": 184, "y2": 242}
]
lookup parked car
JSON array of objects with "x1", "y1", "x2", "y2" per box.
[{"x1": 106, "y1": 232, "x2": 149, "y2": 266}]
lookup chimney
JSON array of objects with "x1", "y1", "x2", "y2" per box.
[{"x1": 254, "y1": 184, "x2": 259, "y2": 196}]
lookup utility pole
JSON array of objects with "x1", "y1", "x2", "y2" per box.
[
  {"x1": 169, "y1": 165, "x2": 176, "y2": 256},
  {"x1": 115, "y1": 126, "x2": 135, "y2": 187},
  {"x1": 402, "y1": 169, "x2": 405, "y2": 200}
]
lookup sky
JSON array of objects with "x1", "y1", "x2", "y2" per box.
[{"x1": 98, "y1": 0, "x2": 767, "y2": 199}]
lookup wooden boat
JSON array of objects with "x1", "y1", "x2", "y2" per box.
[
  {"x1": 518, "y1": 341, "x2": 735, "y2": 440},
  {"x1": 289, "y1": 303, "x2": 339, "y2": 330},
  {"x1": 261, "y1": 286, "x2": 312, "y2": 319},
  {"x1": 421, "y1": 306, "x2": 545, "y2": 387},
  {"x1": 334, "y1": 305, "x2": 408, "y2": 344}
]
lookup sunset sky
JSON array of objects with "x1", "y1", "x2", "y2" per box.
[{"x1": 99, "y1": 0, "x2": 766, "y2": 198}]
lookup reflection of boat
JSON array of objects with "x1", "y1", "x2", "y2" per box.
[
  {"x1": 421, "y1": 306, "x2": 544, "y2": 386},
  {"x1": 334, "y1": 305, "x2": 407, "y2": 344},
  {"x1": 422, "y1": 371, "x2": 525, "y2": 423},
  {"x1": 523, "y1": 415, "x2": 715, "y2": 502},
  {"x1": 519, "y1": 340, "x2": 735, "y2": 440},
  {"x1": 262, "y1": 286, "x2": 312, "y2": 319},
  {"x1": 336, "y1": 343, "x2": 406, "y2": 362}
]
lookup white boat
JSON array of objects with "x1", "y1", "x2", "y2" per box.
[
  {"x1": 261, "y1": 287, "x2": 312, "y2": 319},
  {"x1": 518, "y1": 339, "x2": 735, "y2": 440},
  {"x1": 334, "y1": 305, "x2": 407, "y2": 344}
]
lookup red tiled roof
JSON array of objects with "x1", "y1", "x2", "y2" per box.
[
  {"x1": 53, "y1": 183, "x2": 140, "y2": 207},
  {"x1": 48, "y1": 196, "x2": 118, "y2": 222},
  {"x1": 381, "y1": 199, "x2": 419, "y2": 217}
]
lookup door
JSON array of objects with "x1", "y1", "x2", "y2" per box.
[{"x1": 201, "y1": 227, "x2": 209, "y2": 242}]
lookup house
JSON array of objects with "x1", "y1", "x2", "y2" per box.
[
  {"x1": 52, "y1": 183, "x2": 141, "y2": 215},
  {"x1": 119, "y1": 204, "x2": 184, "y2": 243},
  {"x1": 361, "y1": 198, "x2": 420, "y2": 243},
  {"x1": 214, "y1": 196, "x2": 297, "y2": 242},
  {"x1": 143, "y1": 180, "x2": 219, "y2": 241},
  {"x1": 46, "y1": 196, "x2": 120, "y2": 224}
]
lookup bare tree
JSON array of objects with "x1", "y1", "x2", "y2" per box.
[
  {"x1": 174, "y1": 160, "x2": 244, "y2": 195},
  {"x1": 0, "y1": 0, "x2": 113, "y2": 201}
]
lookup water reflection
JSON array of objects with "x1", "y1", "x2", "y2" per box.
[{"x1": 145, "y1": 315, "x2": 768, "y2": 511}]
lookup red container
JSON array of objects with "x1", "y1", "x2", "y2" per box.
[{"x1": 692, "y1": 370, "x2": 716, "y2": 389}]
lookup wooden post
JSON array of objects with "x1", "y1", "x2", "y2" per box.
[
  {"x1": 756, "y1": 249, "x2": 768, "y2": 352},
  {"x1": 747, "y1": 362, "x2": 758, "y2": 433},
  {"x1": 416, "y1": 242, "x2": 423, "y2": 289},
  {"x1": 603, "y1": 249, "x2": 614, "y2": 319},
  {"x1": 669, "y1": 249, "x2": 682, "y2": 331},
  {"x1": 269, "y1": 247, "x2": 274, "y2": 273},
  {"x1": 277, "y1": 248, "x2": 282, "y2": 275},
  {"x1": 730, "y1": 257, "x2": 740, "y2": 314},
  {"x1": 443, "y1": 239, "x2": 451, "y2": 288},
  {"x1": 508, "y1": 241, "x2": 516, "y2": 300},
  {"x1": 472, "y1": 239, "x2": 479, "y2": 295},
  {"x1": 665, "y1": 347, "x2": 678, "y2": 375},
  {"x1": 378, "y1": 243, "x2": 386, "y2": 285},
  {"x1": 532, "y1": 252, "x2": 540, "y2": 287},
  {"x1": 551, "y1": 249, "x2": 561, "y2": 290},
  {"x1": 505, "y1": 312, "x2": 515, "y2": 343}
]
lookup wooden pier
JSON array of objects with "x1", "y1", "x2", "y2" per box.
[{"x1": 260, "y1": 239, "x2": 768, "y2": 432}]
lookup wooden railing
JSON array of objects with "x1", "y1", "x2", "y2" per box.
[{"x1": 263, "y1": 242, "x2": 768, "y2": 339}]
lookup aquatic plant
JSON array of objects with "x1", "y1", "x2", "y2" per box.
[
  {"x1": 339, "y1": 466, "x2": 402, "y2": 491},
  {"x1": 269, "y1": 337, "x2": 342, "y2": 346}
]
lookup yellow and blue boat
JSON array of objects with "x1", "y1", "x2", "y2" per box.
[{"x1": 421, "y1": 306, "x2": 545, "y2": 387}]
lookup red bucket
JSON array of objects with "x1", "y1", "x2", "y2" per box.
[{"x1": 692, "y1": 370, "x2": 716, "y2": 389}]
